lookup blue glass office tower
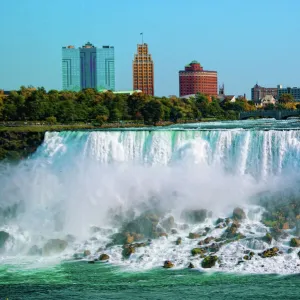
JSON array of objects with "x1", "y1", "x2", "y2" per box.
[{"x1": 62, "y1": 42, "x2": 115, "y2": 91}]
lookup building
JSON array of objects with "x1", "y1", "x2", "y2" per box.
[
  {"x1": 132, "y1": 43, "x2": 154, "y2": 96},
  {"x1": 62, "y1": 42, "x2": 115, "y2": 91},
  {"x1": 251, "y1": 84, "x2": 277, "y2": 102},
  {"x1": 277, "y1": 85, "x2": 300, "y2": 102},
  {"x1": 179, "y1": 61, "x2": 217, "y2": 97}
]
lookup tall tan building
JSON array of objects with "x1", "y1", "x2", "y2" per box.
[{"x1": 133, "y1": 43, "x2": 154, "y2": 96}]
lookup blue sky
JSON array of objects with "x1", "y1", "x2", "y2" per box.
[{"x1": 1, "y1": 0, "x2": 300, "y2": 98}]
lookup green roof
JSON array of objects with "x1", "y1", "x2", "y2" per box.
[
  {"x1": 185, "y1": 64, "x2": 191, "y2": 67},
  {"x1": 190, "y1": 60, "x2": 200, "y2": 64}
]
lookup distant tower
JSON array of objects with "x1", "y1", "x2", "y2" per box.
[
  {"x1": 132, "y1": 43, "x2": 154, "y2": 95},
  {"x1": 219, "y1": 84, "x2": 225, "y2": 95}
]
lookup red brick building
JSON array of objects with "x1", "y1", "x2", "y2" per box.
[{"x1": 179, "y1": 61, "x2": 217, "y2": 97}]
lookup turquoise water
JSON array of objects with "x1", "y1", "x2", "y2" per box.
[
  {"x1": 1, "y1": 119, "x2": 300, "y2": 299},
  {"x1": 1, "y1": 262, "x2": 300, "y2": 299}
]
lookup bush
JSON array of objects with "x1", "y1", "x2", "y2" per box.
[{"x1": 45, "y1": 116, "x2": 57, "y2": 125}]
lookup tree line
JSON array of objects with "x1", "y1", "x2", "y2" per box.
[{"x1": 0, "y1": 87, "x2": 297, "y2": 125}]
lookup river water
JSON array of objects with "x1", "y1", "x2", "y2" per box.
[{"x1": 1, "y1": 119, "x2": 300, "y2": 299}]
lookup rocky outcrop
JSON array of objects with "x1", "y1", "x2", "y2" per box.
[
  {"x1": 260, "y1": 247, "x2": 279, "y2": 258},
  {"x1": 233, "y1": 208, "x2": 246, "y2": 221},
  {"x1": 204, "y1": 237, "x2": 214, "y2": 244},
  {"x1": 181, "y1": 209, "x2": 208, "y2": 224},
  {"x1": 99, "y1": 253, "x2": 110, "y2": 261},
  {"x1": 0, "y1": 231, "x2": 9, "y2": 249},
  {"x1": 201, "y1": 255, "x2": 218, "y2": 268},
  {"x1": 42, "y1": 239, "x2": 68, "y2": 255},
  {"x1": 290, "y1": 238, "x2": 300, "y2": 247},
  {"x1": 188, "y1": 262, "x2": 195, "y2": 268},
  {"x1": 163, "y1": 260, "x2": 174, "y2": 268}
]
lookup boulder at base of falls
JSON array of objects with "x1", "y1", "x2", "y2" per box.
[
  {"x1": 260, "y1": 247, "x2": 279, "y2": 258},
  {"x1": 232, "y1": 208, "x2": 246, "y2": 221},
  {"x1": 28, "y1": 245, "x2": 42, "y2": 256},
  {"x1": 42, "y1": 239, "x2": 68, "y2": 256},
  {"x1": 290, "y1": 238, "x2": 300, "y2": 247},
  {"x1": 262, "y1": 233, "x2": 273, "y2": 244},
  {"x1": 171, "y1": 229, "x2": 178, "y2": 234},
  {"x1": 83, "y1": 250, "x2": 91, "y2": 257},
  {"x1": 176, "y1": 237, "x2": 182, "y2": 245},
  {"x1": 163, "y1": 260, "x2": 174, "y2": 268},
  {"x1": 216, "y1": 218, "x2": 224, "y2": 225},
  {"x1": 201, "y1": 255, "x2": 218, "y2": 268},
  {"x1": 188, "y1": 232, "x2": 201, "y2": 239},
  {"x1": 188, "y1": 262, "x2": 195, "y2": 269},
  {"x1": 99, "y1": 253, "x2": 110, "y2": 261},
  {"x1": 204, "y1": 237, "x2": 214, "y2": 244},
  {"x1": 221, "y1": 222, "x2": 240, "y2": 239},
  {"x1": 0, "y1": 231, "x2": 9, "y2": 249},
  {"x1": 181, "y1": 209, "x2": 208, "y2": 224},
  {"x1": 160, "y1": 216, "x2": 175, "y2": 232},
  {"x1": 191, "y1": 248, "x2": 206, "y2": 256},
  {"x1": 122, "y1": 245, "x2": 135, "y2": 258}
]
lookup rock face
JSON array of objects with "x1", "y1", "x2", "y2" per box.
[
  {"x1": 0, "y1": 231, "x2": 9, "y2": 249},
  {"x1": 201, "y1": 255, "x2": 218, "y2": 268},
  {"x1": 99, "y1": 253, "x2": 110, "y2": 261},
  {"x1": 290, "y1": 238, "x2": 300, "y2": 247},
  {"x1": 188, "y1": 262, "x2": 195, "y2": 269},
  {"x1": 163, "y1": 260, "x2": 174, "y2": 268},
  {"x1": 260, "y1": 247, "x2": 279, "y2": 258},
  {"x1": 233, "y1": 208, "x2": 246, "y2": 221},
  {"x1": 181, "y1": 209, "x2": 208, "y2": 224},
  {"x1": 42, "y1": 239, "x2": 68, "y2": 255}
]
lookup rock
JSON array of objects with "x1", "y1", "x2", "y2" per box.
[
  {"x1": 215, "y1": 224, "x2": 225, "y2": 229},
  {"x1": 298, "y1": 251, "x2": 300, "y2": 259},
  {"x1": 191, "y1": 248, "x2": 206, "y2": 256},
  {"x1": 260, "y1": 247, "x2": 279, "y2": 258},
  {"x1": 222, "y1": 222, "x2": 239, "y2": 239},
  {"x1": 83, "y1": 250, "x2": 91, "y2": 257},
  {"x1": 65, "y1": 234, "x2": 76, "y2": 243},
  {"x1": 204, "y1": 227, "x2": 210, "y2": 233},
  {"x1": 188, "y1": 262, "x2": 195, "y2": 269},
  {"x1": 181, "y1": 209, "x2": 208, "y2": 224},
  {"x1": 204, "y1": 237, "x2": 214, "y2": 244},
  {"x1": 208, "y1": 243, "x2": 221, "y2": 253},
  {"x1": 88, "y1": 260, "x2": 95, "y2": 264},
  {"x1": 161, "y1": 216, "x2": 175, "y2": 232},
  {"x1": 28, "y1": 245, "x2": 42, "y2": 256},
  {"x1": 159, "y1": 232, "x2": 168, "y2": 238},
  {"x1": 216, "y1": 218, "x2": 224, "y2": 225},
  {"x1": 122, "y1": 245, "x2": 135, "y2": 258},
  {"x1": 176, "y1": 237, "x2": 182, "y2": 245},
  {"x1": 296, "y1": 219, "x2": 300, "y2": 235},
  {"x1": 188, "y1": 232, "x2": 201, "y2": 239},
  {"x1": 0, "y1": 231, "x2": 9, "y2": 249},
  {"x1": 132, "y1": 242, "x2": 148, "y2": 248},
  {"x1": 42, "y1": 239, "x2": 68, "y2": 255},
  {"x1": 225, "y1": 218, "x2": 231, "y2": 225},
  {"x1": 243, "y1": 255, "x2": 250, "y2": 260},
  {"x1": 262, "y1": 233, "x2": 273, "y2": 244},
  {"x1": 290, "y1": 238, "x2": 300, "y2": 247},
  {"x1": 282, "y1": 222, "x2": 289, "y2": 230},
  {"x1": 201, "y1": 255, "x2": 218, "y2": 268},
  {"x1": 126, "y1": 234, "x2": 134, "y2": 244},
  {"x1": 233, "y1": 208, "x2": 246, "y2": 221},
  {"x1": 197, "y1": 240, "x2": 204, "y2": 246},
  {"x1": 163, "y1": 260, "x2": 174, "y2": 268},
  {"x1": 171, "y1": 229, "x2": 178, "y2": 234},
  {"x1": 99, "y1": 253, "x2": 110, "y2": 261},
  {"x1": 287, "y1": 248, "x2": 293, "y2": 254}
]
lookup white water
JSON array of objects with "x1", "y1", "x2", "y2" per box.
[{"x1": 1, "y1": 123, "x2": 300, "y2": 274}]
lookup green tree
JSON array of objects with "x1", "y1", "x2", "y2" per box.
[
  {"x1": 279, "y1": 93, "x2": 294, "y2": 103},
  {"x1": 142, "y1": 100, "x2": 163, "y2": 124}
]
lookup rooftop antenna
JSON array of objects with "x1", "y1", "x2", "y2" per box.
[{"x1": 140, "y1": 32, "x2": 144, "y2": 44}]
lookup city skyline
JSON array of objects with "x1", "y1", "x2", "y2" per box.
[{"x1": 1, "y1": 0, "x2": 300, "y2": 98}]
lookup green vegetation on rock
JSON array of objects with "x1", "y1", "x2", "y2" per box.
[{"x1": 201, "y1": 255, "x2": 218, "y2": 268}]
